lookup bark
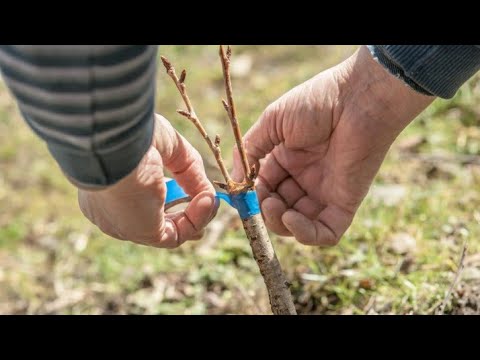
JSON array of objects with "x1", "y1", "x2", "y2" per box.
[
  {"x1": 161, "y1": 49, "x2": 297, "y2": 315},
  {"x1": 243, "y1": 214, "x2": 297, "y2": 315}
]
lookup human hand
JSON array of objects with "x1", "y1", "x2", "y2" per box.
[
  {"x1": 78, "y1": 114, "x2": 218, "y2": 248},
  {"x1": 234, "y1": 46, "x2": 434, "y2": 246}
]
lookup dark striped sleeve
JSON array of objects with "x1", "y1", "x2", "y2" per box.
[{"x1": 0, "y1": 45, "x2": 158, "y2": 188}]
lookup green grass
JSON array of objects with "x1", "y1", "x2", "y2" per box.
[{"x1": 1, "y1": 45, "x2": 479, "y2": 314}]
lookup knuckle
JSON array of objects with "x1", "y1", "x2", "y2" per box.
[
  {"x1": 192, "y1": 149, "x2": 203, "y2": 166},
  {"x1": 263, "y1": 101, "x2": 278, "y2": 118},
  {"x1": 190, "y1": 144, "x2": 204, "y2": 162}
]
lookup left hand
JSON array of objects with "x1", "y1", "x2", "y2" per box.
[{"x1": 78, "y1": 114, "x2": 218, "y2": 248}]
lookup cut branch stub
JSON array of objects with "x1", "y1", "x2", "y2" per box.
[
  {"x1": 249, "y1": 164, "x2": 257, "y2": 181},
  {"x1": 221, "y1": 99, "x2": 230, "y2": 117},
  {"x1": 179, "y1": 69, "x2": 186, "y2": 84},
  {"x1": 177, "y1": 110, "x2": 190, "y2": 118}
]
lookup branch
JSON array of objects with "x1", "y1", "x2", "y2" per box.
[
  {"x1": 218, "y1": 46, "x2": 295, "y2": 314},
  {"x1": 161, "y1": 49, "x2": 296, "y2": 315},
  {"x1": 243, "y1": 214, "x2": 297, "y2": 314},
  {"x1": 219, "y1": 45, "x2": 254, "y2": 188},
  {"x1": 160, "y1": 56, "x2": 232, "y2": 188}
]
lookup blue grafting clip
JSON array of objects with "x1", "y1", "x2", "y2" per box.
[{"x1": 165, "y1": 179, "x2": 260, "y2": 220}]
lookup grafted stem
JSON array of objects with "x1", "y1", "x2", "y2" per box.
[{"x1": 160, "y1": 48, "x2": 296, "y2": 315}]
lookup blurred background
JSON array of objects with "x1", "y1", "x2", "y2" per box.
[{"x1": 1, "y1": 45, "x2": 480, "y2": 314}]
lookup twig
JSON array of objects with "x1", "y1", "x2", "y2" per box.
[
  {"x1": 219, "y1": 46, "x2": 295, "y2": 313},
  {"x1": 219, "y1": 45, "x2": 254, "y2": 188},
  {"x1": 160, "y1": 49, "x2": 296, "y2": 315},
  {"x1": 160, "y1": 56, "x2": 232, "y2": 190},
  {"x1": 438, "y1": 240, "x2": 468, "y2": 314}
]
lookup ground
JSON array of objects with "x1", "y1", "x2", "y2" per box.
[{"x1": 1, "y1": 45, "x2": 480, "y2": 314}]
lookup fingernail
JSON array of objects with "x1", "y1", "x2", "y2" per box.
[
  {"x1": 207, "y1": 195, "x2": 219, "y2": 222},
  {"x1": 281, "y1": 210, "x2": 296, "y2": 230}
]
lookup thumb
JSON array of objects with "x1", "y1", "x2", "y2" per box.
[
  {"x1": 153, "y1": 114, "x2": 214, "y2": 196},
  {"x1": 237, "y1": 103, "x2": 281, "y2": 181}
]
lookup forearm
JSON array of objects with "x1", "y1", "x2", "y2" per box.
[
  {"x1": 0, "y1": 45, "x2": 158, "y2": 189},
  {"x1": 368, "y1": 45, "x2": 480, "y2": 99},
  {"x1": 338, "y1": 46, "x2": 435, "y2": 138}
]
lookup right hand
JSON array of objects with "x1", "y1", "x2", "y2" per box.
[{"x1": 234, "y1": 46, "x2": 434, "y2": 246}]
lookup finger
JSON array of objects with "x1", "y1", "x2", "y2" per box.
[
  {"x1": 149, "y1": 219, "x2": 178, "y2": 248},
  {"x1": 282, "y1": 204, "x2": 354, "y2": 246},
  {"x1": 151, "y1": 191, "x2": 218, "y2": 248},
  {"x1": 154, "y1": 114, "x2": 214, "y2": 196},
  {"x1": 255, "y1": 182, "x2": 270, "y2": 203},
  {"x1": 317, "y1": 204, "x2": 355, "y2": 241},
  {"x1": 281, "y1": 210, "x2": 336, "y2": 246},
  {"x1": 276, "y1": 177, "x2": 306, "y2": 207},
  {"x1": 292, "y1": 196, "x2": 325, "y2": 220},
  {"x1": 170, "y1": 191, "x2": 217, "y2": 244},
  {"x1": 256, "y1": 150, "x2": 289, "y2": 193},
  {"x1": 163, "y1": 216, "x2": 206, "y2": 241},
  {"x1": 234, "y1": 102, "x2": 282, "y2": 179},
  {"x1": 261, "y1": 197, "x2": 292, "y2": 237},
  {"x1": 257, "y1": 180, "x2": 287, "y2": 208}
]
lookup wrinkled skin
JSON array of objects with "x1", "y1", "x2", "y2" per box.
[
  {"x1": 234, "y1": 46, "x2": 434, "y2": 246},
  {"x1": 78, "y1": 114, "x2": 218, "y2": 248}
]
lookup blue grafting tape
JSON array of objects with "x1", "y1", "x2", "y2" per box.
[
  {"x1": 215, "y1": 192, "x2": 232, "y2": 205},
  {"x1": 165, "y1": 179, "x2": 189, "y2": 203},
  {"x1": 229, "y1": 191, "x2": 260, "y2": 220},
  {"x1": 165, "y1": 179, "x2": 260, "y2": 220}
]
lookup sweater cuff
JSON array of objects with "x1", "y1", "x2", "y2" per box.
[
  {"x1": 44, "y1": 113, "x2": 154, "y2": 188},
  {"x1": 367, "y1": 45, "x2": 480, "y2": 99}
]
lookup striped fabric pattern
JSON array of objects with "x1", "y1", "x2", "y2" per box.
[{"x1": 0, "y1": 45, "x2": 158, "y2": 187}]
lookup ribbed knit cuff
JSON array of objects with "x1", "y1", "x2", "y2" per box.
[
  {"x1": 43, "y1": 112, "x2": 154, "y2": 188},
  {"x1": 367, "y1": 45, "x2": 480, "y2": 99}
]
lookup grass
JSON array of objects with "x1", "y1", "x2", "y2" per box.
[{"x1": 1, "y1": 45, "x2": 479, "y2": 314}]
